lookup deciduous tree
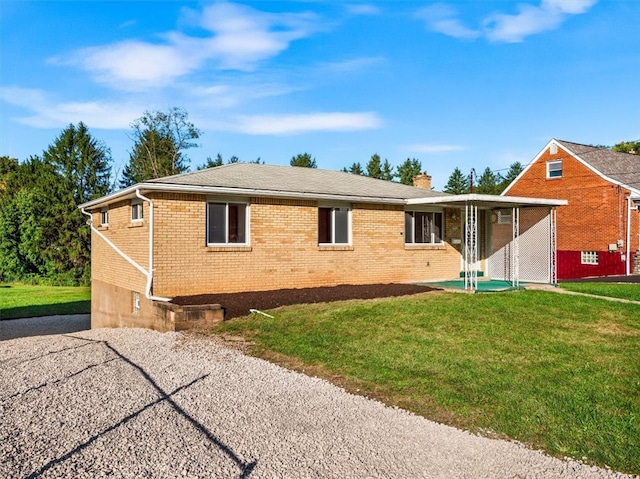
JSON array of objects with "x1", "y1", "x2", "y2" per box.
[{"x1": 120, "y1": 107, "x2": 201, "y2": 186}]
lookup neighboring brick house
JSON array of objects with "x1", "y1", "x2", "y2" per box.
[
  {"x1": 503, "y1": 139, "x2": 640, "y2": 279},
  {"x1": 80, "y1": 163, "x2": 564, "y2": 331}
]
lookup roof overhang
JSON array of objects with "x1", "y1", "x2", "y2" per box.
[
  {"x1": 79, "y1": 183, "x2": 413, "y2": 210},
  {"x1": 407, "y1": 193, "x2": 567, "y2": 209},
  {"x1": 80, "y1": 186, "x2": 567, "y2": 212}
]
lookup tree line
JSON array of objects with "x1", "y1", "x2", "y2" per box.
[{"x1": 2, "y1": 105, "x2": 637, "y2": 285}]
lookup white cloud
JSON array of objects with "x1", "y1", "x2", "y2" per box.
[
  {"x1": 0, "y1": 86, "x2": 141, "y2": 129},
  {"x1": 417, "y1": 0, "x2": 597, "y2": 43},
  {"x1": 234, "y1": 112, "x2": 382, "y2": 135},
  {"x1": 345, "y1": 4, "x2": 382, "y2": 16},
  {"x1": 415, "y1": 4, "x2": 480, "y2": 40},
  {"x1": 319, "y1": 56, "x2": 386, "y2": 73},
  {"x1": 55, "y1": 2, "x2": 321, "y2": 90},
  {"x1": 407, "y1": 143, "x2": 466, "y2": 154}
]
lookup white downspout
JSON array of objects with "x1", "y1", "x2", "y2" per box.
[
  {"x1": 81, "y1": 203, "x2": 171, "y2": 302},
  {"x1": 627, "y1": 197, "x2": 631, "y2": 276},
  {"x1": 135, "y1": 190, "x2": 171, "y2": 301}
]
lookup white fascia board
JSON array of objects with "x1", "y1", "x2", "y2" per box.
[
  {"x1": 78, "y1": 183, "x2": 408, "y2": 210},
  {"x1": 407, "y1": 193, "x2": 567, "y2": 207}
]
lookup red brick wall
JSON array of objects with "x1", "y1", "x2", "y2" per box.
[{"x1": 505, "y1": 143, "x2": 639, "y2": 277}]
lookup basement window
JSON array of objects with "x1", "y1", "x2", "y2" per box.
[
  {"x1": 547, "y1": 160, "x2": 563, "y2": 179},
  {"x1": 405, "y1": 211, "x2": 443, "y2": 244},
  {"x1": 131, "y1": 200, "x2": 143, "y2": 222},
  {"x1": 581, "y1": 251, "x2": 599, "y2": 265},
  {"x1": 132, "y1": 292, "x2": 141, "y2": 315},
  {"x1": 207, "y1": 202, "x2": 248, "y2": 245},
  {"x1": 318, "y1": 207, "x2": 351, "y2": 245}
]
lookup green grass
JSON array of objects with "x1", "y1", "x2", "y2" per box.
[
  {"x1": 200, "y1": 290, "x2": 640, "y2": 474},
  {"x1": 559, "y1": 282, "x2": 640, "y2": 302},
  {"x1": 0, "y1": 283, "x2": 91, "y2": 320}
]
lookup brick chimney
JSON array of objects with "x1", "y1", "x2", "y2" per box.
[{"x1": 413, "y1": 173, "x2": 432, "y2": 190}]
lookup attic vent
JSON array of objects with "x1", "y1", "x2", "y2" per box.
[{"x1": 550, "y1": 144, "x2": 558, "y2": 155}]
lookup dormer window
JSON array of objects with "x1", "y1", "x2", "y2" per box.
[{"x1": 547, "y1": 160, "x2": 563, "y2": 179}]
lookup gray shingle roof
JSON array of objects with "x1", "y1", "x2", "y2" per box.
[
  {"x1": 556, "y1": 140, "x2": 640, "y2": 191},
  {"x1": 148, "y1": 163, "x2": 444, "y2": 201}
]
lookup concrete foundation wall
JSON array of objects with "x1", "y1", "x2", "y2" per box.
[{"x1": 91, "y1": 279, "x2": 224, "y2": 331}]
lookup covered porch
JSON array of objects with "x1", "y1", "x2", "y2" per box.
[{"x1": 408, "y1": 194, "x2": 567, "y2": 292}]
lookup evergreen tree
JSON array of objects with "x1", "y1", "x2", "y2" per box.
[
  {"x1": 197, "y1": 154, "x2": 224, "y2": 170},
  {"x1": 380, "y1": 159, "x2": 395, "y2": 181},
  {"x1": 476, "y1": 167, "x2": 502, "y2": 195},
  {"x1": 396, "y1": 158, "x2": 422, "y2": 185},
  {"x1": 444, "y1": 167, "x2": 469, "y2": 194},
  {"x1": 499, "y1": 161, "x2": 524, "y2": 192},
  {"x1": 0, "y1": 123, "x2": 112, "y2": 284},
  {"x1": 348, "y1": 162, "x2": 363, "y2": 175},
  {"x1": 365, "y1": 154, "x2": 382, "y2": 179},
  {"x1": 290, "y1": 153, "x2": 317, "y2": 168},
  {"x1": 120, "y1": 107, "x2": 201, "y2": 187}
]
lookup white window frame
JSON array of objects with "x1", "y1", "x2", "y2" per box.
[
  {"x1": 131, "y1": 200, "x2": 143, "y2": 222},
  {"x1": 318, "y1": 206, "x2": 352, "y2": 245},
  {"x1": 547, "y1": 160, "x2": 563, "y2": 179},
  {"x1": 100, "y1": 207, "x2": 109, "y2": 227},
  {"x1": 206, "y1": 201, "x2": 250, "y2": 246},
  {"x1": 405, "y1": 210, "x2": 444, "y2": 244},
  {"x1": 132, "y1": 291, "x2": 141, "y2": 315},
  {"x1": 581, "y1": 251, "x2": 599, "y2": 265},
  {"x1": 497, "y1": 210, "x2": 511, "y2": 225}
]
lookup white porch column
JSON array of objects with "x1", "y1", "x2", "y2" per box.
[
  {"x1": 464, "y1": 203, "x2": 478, "y2": 291},
  {"x1": 511, "y1": 207, "x2": 520, "y2": 288}
]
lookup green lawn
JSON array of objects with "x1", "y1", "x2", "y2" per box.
[
  {"x1": 0, "y1": 283, "x2": 91, "y2": 320},
  {"x1": 559, "y1": 282, "x2": 640, "y2": 302},
  {"x1": 200, "y1": 290, "x2": 640, "y2": 474}
]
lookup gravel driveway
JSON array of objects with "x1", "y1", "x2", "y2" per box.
[{"x1": 1, "y1": 316, "x2": 634, "y2": 479}]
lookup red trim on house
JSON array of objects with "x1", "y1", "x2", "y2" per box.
[{"x1": 557, "y1": 250, "x2": 626, "y2": 279}]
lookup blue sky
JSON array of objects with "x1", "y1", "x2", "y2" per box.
[{"x1": 1, "y1": 0, "x2": 638, "y2": 190}]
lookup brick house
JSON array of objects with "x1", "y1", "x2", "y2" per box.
[
  {"x1": 80, "y1": 163, "x2": 565, "y2": 331},
  {"x1": 503, "y1": 139, "x2": 640, "y2": 279}
]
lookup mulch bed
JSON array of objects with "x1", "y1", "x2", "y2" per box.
[{"x1": 171, "y1": 283, "x2": 441, "y2": 319}]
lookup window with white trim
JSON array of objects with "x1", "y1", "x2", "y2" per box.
[
  {"x1": 318, "y1": 207, "x2": 350, "y2": 244},
  {"x1": 497, "y1": 210, "x2": 511, "y2": 225},
  {"x1": 132, "y1": 291, "x2": 141, "y2": 315},
  {"x1": 100, "y1": 208, "x2": 109, "y2": 226},
  {"x1": 207, "y1": 202, "x2": 248, "y2": 245},
  {"x1": 547, "y1": 160, "x2": 563, "y2": 179},
  {"x1": 131, "y1": 200, "x2": 143, "y2": 222},
  {"x1": 405, "y1": 211, "x2": 443, "y2": 244},
  {"x1": 581, "y1": 251, "x2": 598, "y2": 265}
]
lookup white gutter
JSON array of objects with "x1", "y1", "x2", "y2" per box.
[
  {"x1": 407, "y1": 193, "x2": 568, "y2": 207},
  {"x1": 135, "y1": 189, "x2": 171, "y2": 302},
  {"x1": 81, "y1": 203, "x2": 171, "y2": 303},
  {"x1": 79, "y1": 183, "x2": 412, "y2": 210}
]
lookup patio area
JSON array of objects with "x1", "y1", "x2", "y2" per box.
[{"x1": 422, "y1": 279, "x2": 526, "y2": 292}]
